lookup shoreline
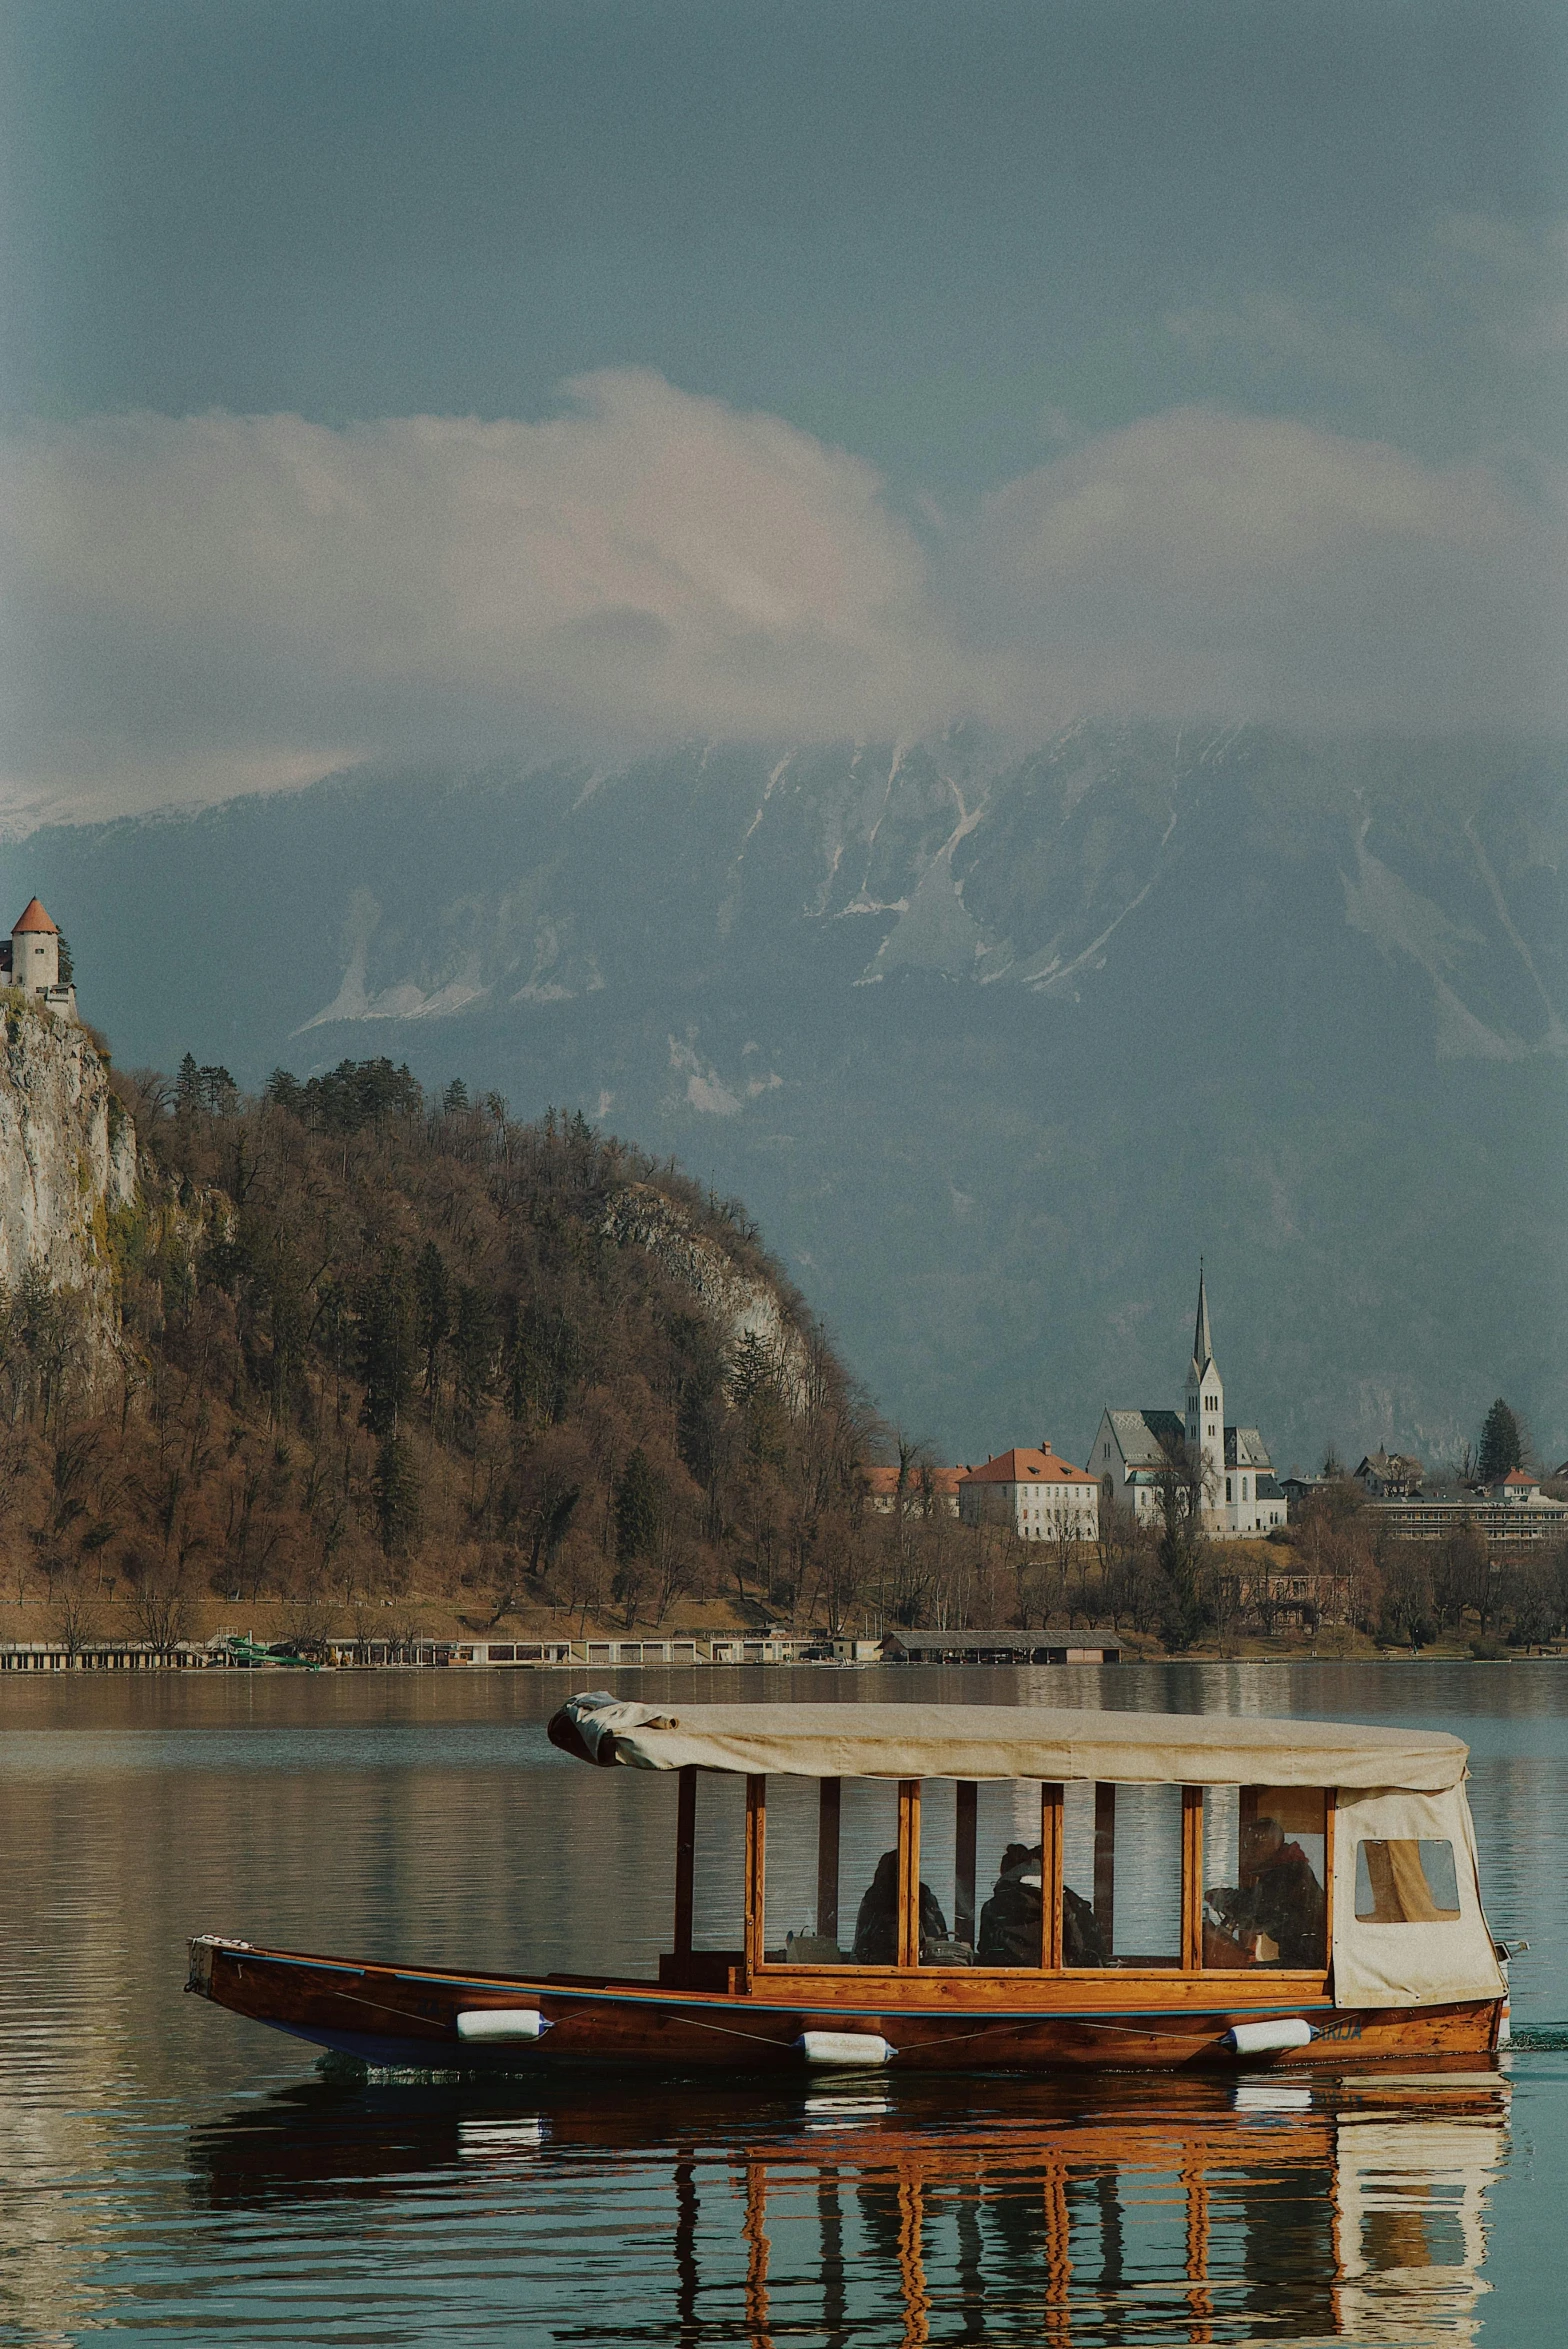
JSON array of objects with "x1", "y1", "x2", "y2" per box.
[{"x1": 2, "y1": 1634, "x2": 1562, "y2": 1677}]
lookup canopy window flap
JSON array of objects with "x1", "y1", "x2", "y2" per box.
[
  {"x1": 547, "y1": 1696, "x2": 1469, "y2": 1794},
  {"x1": 1330, "y1": 1785, "x2": 1504, "y2": 2010}
]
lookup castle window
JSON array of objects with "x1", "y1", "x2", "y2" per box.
[{"x1": 1225, "y1": 1477, "x2": 1232, "y2": 1503}]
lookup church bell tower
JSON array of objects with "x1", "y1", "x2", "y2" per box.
[{"x1": 1184, "y1": 1264, "x2": 1224, "y2": 1508}]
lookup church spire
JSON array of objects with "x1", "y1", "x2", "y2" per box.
[{"x1": 1191, "y1": 1261, "x2": 1214, "y2": 1378}]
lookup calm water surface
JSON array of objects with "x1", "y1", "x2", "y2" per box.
[{"x1": 2, "y1": 1661, "x2": 1566, "y2": 2346}]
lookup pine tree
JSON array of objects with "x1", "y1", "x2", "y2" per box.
[
  {"x1": 615, "y1": 1446, "x2": 663, "y2": 1561},
  {"x1": 415, "y1": 1243, "x2": 450, "y2": 1407},
  {"x1": 373, "y1": 1429, "x2": 420, "y2": 1554},
  {"x1": 451, "y1": 1282, "x2": 496, "y2": 1432},
  {"x1": 1477, "y1": 1399, "x2": 1523, "y2": 1484},
  {"x1": 358, "y1": 1250, "x2": 416, "y2": 1441}
]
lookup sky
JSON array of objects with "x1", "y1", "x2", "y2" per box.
[{"x1": 1, "y1": 0, "x2": 1565, "y2": 819}]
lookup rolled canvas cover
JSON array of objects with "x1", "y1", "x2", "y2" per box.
[
  {"x1": 547, "y1": 1694, "x2": 1468, "y2": 1792},
  {"x1": 1330, "y1": 1785, "x2": 1505, "y2": 2009}
]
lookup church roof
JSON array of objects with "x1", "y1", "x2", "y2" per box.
[
  {"x1": 1105, "y1": 1409, "x2": 1186, "y2": 1468},
  {"x1": 1225, "y1": 1426, "x2": 1273, "y2": 1470},
  {"x1": 1190, "y1": 1265, "x2": 1215, "y2": 1378},
  {"x1": 12, "y1": 898, "x2": 57, "y2": 935}
]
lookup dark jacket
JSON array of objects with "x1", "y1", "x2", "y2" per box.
[
  {"x1": 852, "y1": 1849, "x2": 951, "y2": 1964},
  {"x1": 977, "y1": 1842, "x2": 1108, "y2": 1967}
]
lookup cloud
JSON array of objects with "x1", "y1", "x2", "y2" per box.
[
  {"x1": 0, "y1": 370, "x2": 961, "y2": 817},
  {"x1": 960, "y1": 405, "x2": 1568, "y2": 731},
  {"x1": 1, "y1": 371, "x2": 1564, "y2": 818}
]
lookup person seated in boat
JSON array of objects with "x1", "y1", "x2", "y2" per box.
[
  {"x1": 852, "y1": 1849, "x2": 954, "y2": 1964},
  {"x1": 1203, "y1": 1813, "x2": 1327, "y2": 1967},
  {"x1": 976, "y1": 1843, "x2": 1107, "y2": 1966}
]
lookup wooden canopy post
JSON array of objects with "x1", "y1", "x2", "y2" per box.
[
  {"x1": 897, "y1": 1780, "x2": 921, "y2": 1968},
  {"x1": 1181, "y1": 1787, "x2": 1204, "y2": 1971},
  {"x1": 673, "y1": 1765, "x2": 697, "y2": 1964},
  {"x1": 1041, "y1": 1784, "x2": 1065, "y2": 1969},
  {"x1": 817, "y1": 1778, "x2": 842, "y2": 1943},
  {"x1": 954, "y1": 1781, "x2": 978, "y2": 1949},
  {"x1": 744, "y1": 1775, "x2": 767, "y2": 1975},
  {"x1": 1093, "y1": 1783, "x2": 1116, "y2": 1955}
]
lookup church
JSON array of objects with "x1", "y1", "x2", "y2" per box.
[{"x1": 1086, "y1": 1271, "x2": 1286, "y2": 1538}]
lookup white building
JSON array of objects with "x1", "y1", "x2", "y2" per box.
[
  {"x1": 0, "y1": 899, "x2": 76, "y2": 1020},
  {"x1": 1087, "y1": 1270, "x2": 1286, "y2": 1537},
  {"x1": 958, "y1": 1445, "x2": 1099, "y2": 1541}
]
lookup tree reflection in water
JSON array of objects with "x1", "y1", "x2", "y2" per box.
[{"x1": 187, "y1": 2067, "x2": 1508, "y2": 2345}]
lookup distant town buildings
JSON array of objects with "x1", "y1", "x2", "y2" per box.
[
  {"x1": 1353, "y1": 1450, "x2": 1424, "y2": 1498},
  {"x1": 865, "y1": 1464, "x2": 962, "y2": 1517},
  {"x1": 957, "y1": 1446, "x2": 1100, "y2": 1542},
  {"x1": 1347, "y1": 1453, "x2": 1568, "y2": 1546},
  {"x1": 0, "y1": 899, "x2": 76, "y2": 1021},
  {"x1": 1087, "y1": 1271, "x2": 1286, "y2": 1536},
  {"x1": 864, "y1": 1275, "x2": 1559, "y2": 1571}
]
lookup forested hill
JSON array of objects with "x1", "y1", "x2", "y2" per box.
[{"x1": 64, "y1": 1056, "x2": 871, "y2": 1637}]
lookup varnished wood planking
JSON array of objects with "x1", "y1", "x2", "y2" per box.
[{"x1": 199, "y1": 1941, "x2": 1499, "y2": 2070}]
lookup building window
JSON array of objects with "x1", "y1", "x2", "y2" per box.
[{"x1": 1225, "y1": 1478, "x2": 1232, "y2": 1503}]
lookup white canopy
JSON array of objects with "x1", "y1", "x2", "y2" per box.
[{"x1": 547, "y1": 1695, "x2": 1469, "y2": 1793}]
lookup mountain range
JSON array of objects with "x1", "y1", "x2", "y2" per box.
[{"x1": 5, "y1": 721, "x2": 1563, "y2": 1472}]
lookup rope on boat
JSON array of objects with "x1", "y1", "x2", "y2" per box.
[{"x1": 276, "y1": 1979, "x2": 1237, "y2": 2058}]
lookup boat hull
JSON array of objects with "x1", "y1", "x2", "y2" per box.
[{"x1": 187, "y1": 1936, "x2": 1503, "y2": 2073}]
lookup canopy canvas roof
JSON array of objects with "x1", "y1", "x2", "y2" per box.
[{"x1": 548, "y1": 1695, "x2": 1468, "y2": 1793}]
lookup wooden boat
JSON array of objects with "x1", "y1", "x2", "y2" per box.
[{"x1": 187, "y1": 1694, "x2": 1512, "y2": 2072}]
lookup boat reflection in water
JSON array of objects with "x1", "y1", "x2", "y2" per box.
[{"x1": 189, "y1": 2065, "x2": 1509, "y2": 2344}]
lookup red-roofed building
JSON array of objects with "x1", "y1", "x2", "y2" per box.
[
  {"x1": 0, "y1": 898, "x2": 75, "y2": 1018},
  {"x1": 865, "y1": 1464, "x2": 962, "y2": 1517},
  {"x1": 958, "y1": 1445, "x2": 1099, "y2": 1541}
]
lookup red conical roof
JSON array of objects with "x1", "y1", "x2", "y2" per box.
[{"x1": 12, "y1": 898, "x2": 57, "y2": 935}]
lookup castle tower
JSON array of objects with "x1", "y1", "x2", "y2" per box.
[
  {"x1": 1184, "y1": 1264, "x2": 1224, "y2": 1505},
  {"x1": 10, "y1": 898, "x2": 59, "y2": 994}
]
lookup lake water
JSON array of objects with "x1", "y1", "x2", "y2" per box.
[{"x1": 2, "y1": 1660, "x2": 1566, "y2": 2346}]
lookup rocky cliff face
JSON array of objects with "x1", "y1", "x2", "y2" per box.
[
  {"x1": 603, "y1": 1181, "x2": 810, "y2": 1404},
  {"x1": 0, "y1": 1003, "x2": 136, "y2": 1321}
]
